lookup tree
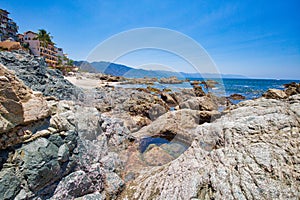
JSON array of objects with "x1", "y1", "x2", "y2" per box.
[
  {"x1": 67, "y1": 59, "x2": 74, "y2": 66},
  {"x1": 36, "y1": 29, "x2": 54, "y2": 48}
]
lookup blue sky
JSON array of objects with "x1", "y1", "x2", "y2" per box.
[{"x1": 2, "y1": 0, "x2": 300, "y2": 79}]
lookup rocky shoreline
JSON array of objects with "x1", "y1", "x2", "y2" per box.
[{"x1": 0, "y1": 50, "x2": 299, "y2": 199}]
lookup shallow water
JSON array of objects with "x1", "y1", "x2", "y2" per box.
[{"x1": 139, "y1": 136, "x2": 189, "y2": 158}]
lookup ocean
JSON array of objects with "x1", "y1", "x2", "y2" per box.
[{"x1": 117, "y1": 78, "x2": 300, "y2": 101}]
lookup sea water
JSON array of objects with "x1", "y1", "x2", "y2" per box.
[{"x1": 117, "y1": 78, "x2": 300, "y2": 100}]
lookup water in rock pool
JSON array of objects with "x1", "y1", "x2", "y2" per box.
[{"x1": 139, "y1": 136, "x2": 189, "y2": 159}]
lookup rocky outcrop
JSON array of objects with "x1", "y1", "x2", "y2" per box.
[
  {"x1": 0, "y1": 63, "x2": 50, "y2": 149},
  {"x1": 228, "y1": 93, "x2": 246, "y2": 100},
  {"x1": 201, "y1": 79, "x2": 219, "y2": 88},
  {"x1": 122, "y1": 77, "x2": 158, "y2": 85},
  {"x1": 284, "y1": 82, "x2": 300, "y2": 97},
  {"x1": 1, "y1": 50, "x2": 300, "y2": 200},
  {"x1": 160, "y1": 92, "x2": 177, "y2": 107},
  {"x1": 193, "y1": 85, "x2": 206, "y2": 97},
  {"x1": 0, "y1": 97, "x2": 133, "y2": 199},
  {"x1": 0, "y1": 50, "x2": 81, "y2": 100},
  {"x1": 92, "y1": 86, "x2": 169, "y2": 131},
  {"x1": 133, "y1": 109, "x2": 220, "y2": 144},
  {"x1": 263, "y1": 82, "x2": 300, "y2": 100},
  {"x1": 0, "y1": 62, "x2": 132, "y2": 199},
  {"x1": 263, "y1": 89, "x2": 287, "y2": 99},
  {"x1": 179, "y1": 96, "x2": 217, "y2": 111},
  {"x1": 159, "y1": 76, "x2": 183, "y2": 84},
  {"x1": 123, "y1": 95, "x2": 300, "y2": 199}
]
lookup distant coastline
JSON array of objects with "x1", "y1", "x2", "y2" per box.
[{"x1": 74, "y1": 60, "x2": 248, "y2": 79}]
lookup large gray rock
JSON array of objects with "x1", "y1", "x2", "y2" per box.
[
  {"x1": 21, "y1": 137, "x2": 61, "y2": 192},
  {"x1": 0, "y1": 50, "x2": 81, "y2": 100},
  {"x1": 52, "y1": 164, "x2": 104, "y2": 200},
  {"x1": 0, "y1": 168, "x2": 21, "y2": 200},
  {"x1": 123, "y1": 95, "x2": 300, "y2": 199}
]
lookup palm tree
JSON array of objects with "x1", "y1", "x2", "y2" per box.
[{"x1": 36, "y1": 29, "x2": 54, "y2": 48}]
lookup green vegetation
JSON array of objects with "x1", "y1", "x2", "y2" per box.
[{"x1": 35, "y1": 29, "x2": 54, "y2": 47}]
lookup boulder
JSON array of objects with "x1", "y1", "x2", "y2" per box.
[
  {"x1": 284, "y1": 82, "x2": 300, "y2": 97},
  {"x1": 147, "y1": 104, "x2": 167, "y2": 120},
  {"x1": 159, "y1": 76, "x2": 183, "y2": 84},
  {"x1": 52, "y1": 167, "x2": 104, "y2": 200},
  {"x1": 193, "y1": 85, "x2": 206, "y2": 97},
  {"x1": 263, "y1": 89, "x2": 287, "y2": 99},
  {"x1": 179, "y1": 96, "x2": 217, "y2": 111},
  {"x1": 0, "y1": 50, "x2": 81, "y2": 100},
  {"x1": 228, "y1": 93, "x2": 246, "y2": 100},
  {"x1": 0, "y1": 168, "x2": 21, "y2": 200},
  {"x1": 123, "y1": 95, "x2": 300, "y2": 200},
  {"x1": 0, "y1": 63, "x2": 50, "y2": 148},
  {"x1": 201, "y1": 79, "x2": 219, "y2": 88},
  {"x1": 104, "y1": 172, "x2": 125, "y2": 199},
  {"x1": 133, "y1": 109, "x2": 220, "y2": 144},
  {"x1": 160, "y1": 92, "x2": 177, "y2": 106}
]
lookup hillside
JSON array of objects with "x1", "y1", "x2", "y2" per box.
[{"x1": 74, "y1": 61, "x2": 247, "y2": 79}]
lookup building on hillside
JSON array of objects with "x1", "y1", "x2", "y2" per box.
[
  {"x1": 21, "y1": 31, "x2": 59, "y2": 66},
  {"x1": 0, "y1": 9, "x2": 18, "y2": 41},
  {"x1": 57, "y1": 47, "x2": 71, "y2": 65}
]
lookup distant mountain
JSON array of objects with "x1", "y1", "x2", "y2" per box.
[
  {"x1": 90, "y1": 61, "x2": 132, "y2": 76},
  {"x1": 73, "y1": 61, "x2": 97, "y2": 73},
  {"x1": 181, "y1": 72, "x2": 247, "y2": 79},
  {"x1": 74, "y1": 61, "x2": 247, "y2": 79}
]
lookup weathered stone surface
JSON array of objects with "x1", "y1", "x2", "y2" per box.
[
  {"x1": 0, "y1": 63, "x2": 30, "y2": 133},
  {"x1": 284, "y1": 82, "x2": 300, "y2": 97},
  {"x1": 193, "y1": 85, "x2": 206, "y2": 97},
  {"x1": 160, "y1": 92, "x2": 177, "y2": 106},
  {"x1": 21, "y1": 137, "x2": 60, "y2": 192},
  {"x1": 228, "y1": 93, "x2": 246, "y2": 100},
  {"x1": 179, "y1": 96, "x2": 217, "y2": 111},
  {"x1": 0, "y1": 63, "x2": 50, "y2": 148},
  {"x1": 74, "y1": 192, "x2": 106, "y2": 200},
  {"x1": 57, "y1": 143, "x2": 70, "y2": 162},
  {"x1": 133, "y1": 109, "x2": 220, "y2": 144},
  {"x1": 159, "y1": 76, "x2": 183, "y2": 84},
  {"x1": 101, "y1": 152, "x2": 123, "y2": 173},
  {"x1": 123, "y1": 96, "x2": 300, "y2": 199},
  {"x1": 147, "y1": 104, "x2": 167, "y2": 120},
  {"x1": 105, "y1": 171, "x2": 124, "y2": 199},
  {"x1": 142, "y1": 144, "x2": 174, "y2": 166},
  {"x1": 0, "y1": 50, "x2": 81, "y2": 100},
  {"x1": 0, "y1": 168, "x2": 21, "y2": 200},
  {"x1": 201, "y1": 79, "x2": 219, "y2": 88},
  {"x1": 52, "y1": 164, "x2": 104, "y2": 200},
  {"x1": 263, "y1": 88, "x2": 287, "y2": 99},
  {"x1": 22, "y1": 91, "x2": 50, "y2": 123}
]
